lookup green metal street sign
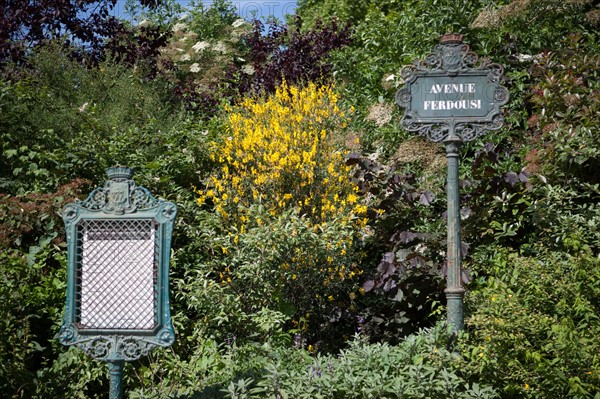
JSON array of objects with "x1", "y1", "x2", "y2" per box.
[
  {"x1": 406, "y1": 74, "x2": 497, "y2": 119},
  {"x1": 59, "y1": 166, "x2": 177, "y2": 399},
  {"x1": 396, "y1": 33, "x2": 509, "y2": 142},
  {"x1": 395, "y1": 34, "x2": 509, "y2": 334}
]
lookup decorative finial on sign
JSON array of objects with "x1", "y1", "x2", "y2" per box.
[
  {"x1": 440, "y1": 33, "x2": 464, "y2": 44},
  {"x1": 106, "y1": 166, "x2": 134, "y2": 181}
]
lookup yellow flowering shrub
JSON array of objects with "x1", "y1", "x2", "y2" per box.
[
  {"x1": 194, "y1": 82, "x2": 368, "y2": 347},
  {"x1": 197, "y1": 81, "x2": 366, "y2": 229}
]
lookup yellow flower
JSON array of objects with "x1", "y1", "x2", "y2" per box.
[{"x1": 524, "y1": 383, "x2": 530, "y2": 390}]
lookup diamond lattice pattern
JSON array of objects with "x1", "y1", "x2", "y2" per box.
[{"x1": 76, "y1": 219, "x2": 158, "y2": 330}]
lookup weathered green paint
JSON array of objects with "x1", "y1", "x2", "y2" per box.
[
  {"x1": 444, "y1": 134, "x2": 465, "y2": 332},
  {"x1": 108, "y1": 361, "x2": 124, "y2": 399},
  {"x1": 59, "y1": 166, "x2": 177, "y2": 398},
  {"x1": 396, "y1": 34, "x2": 508, "y2": 333}
]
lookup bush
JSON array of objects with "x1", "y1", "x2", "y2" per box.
[
  {"x1": 215, "y1": 325, "x2": 497, "y2": 399},
  {"x1": 0, "y1": 43, "x2": 187, "y2": 194},
  {"x1": 464, "y1": 247, "x2": 600, "y2": 398},
  {"x1": 191, "y1": 81, "x2": 369, "y2": 350}
]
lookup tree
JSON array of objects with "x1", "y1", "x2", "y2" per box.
[{"x1": 0, "y1": 0, "x2": 165, "y2": 64}]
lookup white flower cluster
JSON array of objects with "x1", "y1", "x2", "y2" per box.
[
  {"x1": 190, "y1": 63, "x2": 201, "y2": 73},
  {"x1": 192, "y1": 41, "x2": 210, "y2": 53},
  {"x1": 172, "y1": 22, "x2": 188, "y2": 33},
  {"x1": 241, "y1": 64, "x2": 255, "y2": 75},
  {"x1": 212, "y1": 42, "x2": 227, "y2": 53},
  {"x1": 232, "y1": 18, "x2": 246, "y2": 28}
]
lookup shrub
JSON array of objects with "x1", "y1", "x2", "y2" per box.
[
  {"x1": 192, "y1": 81, "x2": 369, "y2": 349},
  {"x1": 216, "y1": 325, "x2": 497, "y2": 399},
  {"x1": 197, "y1": 81, "x2": 364, "y2": 228},
  {"x1": 0, "y1": 43, "x2": 188, "y2": 194},
  {"x1": 464, "y1": 247, "x2": 600, "y2": 398}
]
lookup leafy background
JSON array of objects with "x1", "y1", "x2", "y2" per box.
[{"x1": 1, "y1": 0, "x2": 599, "y2": 397}]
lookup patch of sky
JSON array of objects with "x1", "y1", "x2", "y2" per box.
[{"x1": 112, "y1": 0, "x2": 297, "y2": 24}]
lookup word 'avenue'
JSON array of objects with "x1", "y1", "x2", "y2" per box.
[{"x1": 429, "y1": 83, "x2": 476, "y2": 94}]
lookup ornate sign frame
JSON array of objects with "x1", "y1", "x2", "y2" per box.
[
  {"x1": 395, "y1": 33, "x2": 509, "y2": 143},
  {"x1": 58, "y1": 167, "x2": 176, "y2": 397},
  {"x1": 394, "y1": 34, "x2": 509, "y2": 334}
]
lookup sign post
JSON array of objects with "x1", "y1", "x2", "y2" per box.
[
  {"x1": 58, "y1": 166, "x2": 177, "y2": 398},
  {"x1": 395, "y1": 34, "x2": 508, "y2": 333}
]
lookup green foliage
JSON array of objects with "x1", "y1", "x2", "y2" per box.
[
  {"x1": 0, "y1": 247, "x2": 71, "y2": 397},
  {"x1": 472, "y1": 0, "x2": 600, "y2": 56},
  {"x1": 123, "y1": 325, "x2": 497, "y2": 398},
  {"x1": 218, "y1": 325, "x2": 497, "y2": 399},
  {"x1": 2, "y1": 0, "x2": 600, "y2": 396},
  {"x1": 0, "y1": 43, "x2": 187, "y2": 194},
  {"x1": 346, "y1": 151, "x2": 448, "y2": 343},
  {"x1": 464, "y1": 247, "x2": 600, "y2": 398},
  {"x1": 322, "y1": 0, "x2": 489, "y2": 106},
  {"x1": 181, "y1": 206, "x2": 364, "y2": 352}
]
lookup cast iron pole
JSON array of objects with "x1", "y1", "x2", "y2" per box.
[
  {"x1": 108, "y1": 360, "x2": 124, "y2": 399},
  {"x1": 444, "y1": 123, "x2": 464, "y2": 333}
]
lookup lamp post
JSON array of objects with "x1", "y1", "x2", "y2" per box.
[
  {"x1": 59, "y1": 167, "x2": 177, "y2": 398},
  {"x1": 395, "y1": 34, "x2": 509, "y2": 332}
]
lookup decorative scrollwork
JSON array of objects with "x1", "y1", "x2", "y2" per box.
[
  {"x1": 81, "y1": 188, "x2": 108, "y2": 211},
  {"x1": 463, "y1": 51, "x2": 478, "y2": 67},
  {"x1": 395, "y1": 34, "x2": 508, "y2": 143},
  {"x1": 423, "y1": 52, "x2": 442, "y2": 69},
  {"x1": 78, "y1": 337, "x2": 112, "y2": 359},
  {"x1": 411, "y1": 40, "x2": 485, "y2": 73},
  {"x1": 494, "y1": 86, "x2": 510, "y2": 104},
  {"x1": 70, "y1": 168, "x2": 161, "y2": 215},
  {"x1": 131, "y1": 187, "x2": 157, "y2": 210},
  {"x1": 64, "y1": 334, "x2": 173, "y2": 361},
  {"x1": 400, "y1": 65, "x2": 416, "y2": 82},
  {"x1": 160, "y1": 203, "x2": 177, "y2": 221},
  {"x1": 487, "y1": 63, "x2": 504, "y2": 82},
  {"x1": 58, "y1": 325, "x2": 76, "y2": 344},
  {"x1": 62, "y1": 204, "x2": 79, "y2": 221},
  {"x1": 119, "y1": 337, "x2": 155, "y2": 361},
  {"x1": 395, "y1": 87, "x2": 412, "y2": 108},
  {"x1": 158, "y1": 328, "x2": 175, "y2": 345},
  {"x1": 402, "y1": 116, "x2": 449, "y2": 143}
]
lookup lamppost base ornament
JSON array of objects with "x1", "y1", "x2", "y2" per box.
[{"x1": 445, "y1": 287, "x2": 466, "y2": 333}]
